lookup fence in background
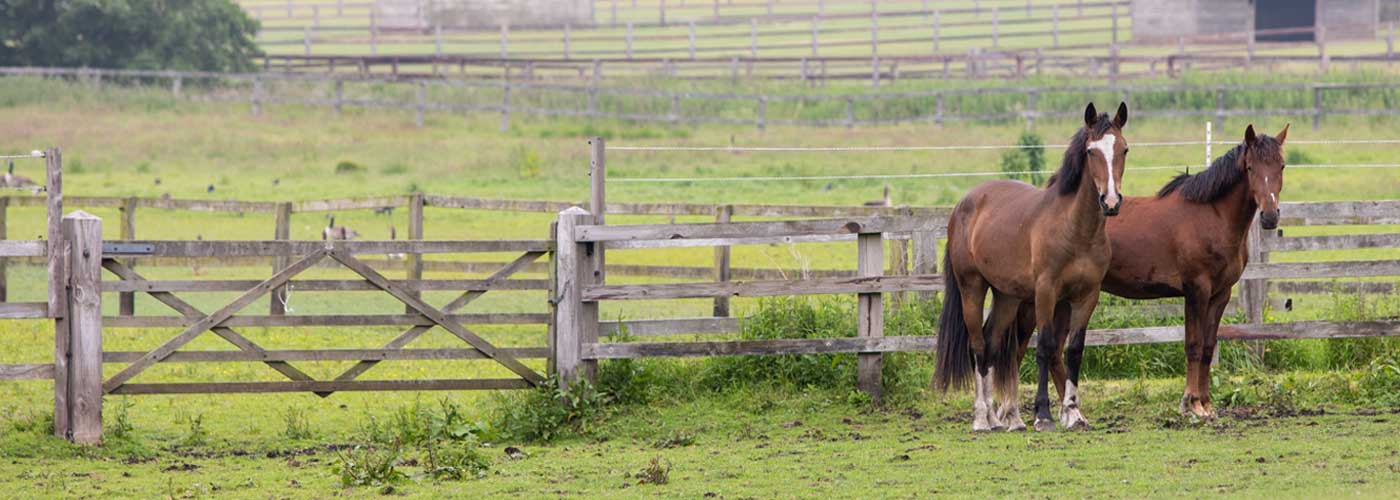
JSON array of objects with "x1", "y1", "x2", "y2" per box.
[
  {"x1": 9, "y1": 66, "x2": 1400, "y2": 131},
  {"x1": 0, "y1": 139, "x2": 1396, "y2": 443}
]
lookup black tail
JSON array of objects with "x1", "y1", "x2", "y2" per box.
[
  {"x1": 991, "y1": 302, "x2": 1034, "y2": 402},
  {"x1": 934, "y1": 249, "x2": 972, "y2": 392}
]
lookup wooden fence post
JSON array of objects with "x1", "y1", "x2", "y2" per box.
[
  {"x1": 251, "y1": 77, "x2": 263, "y2": 116},
  {"x1": 500, "y1": 81, "x2": 511, "y2": 132},
  {"x1": 59, "y1": 210, "x2": 102, "y2": 444},
  {"x1": 406, "y1": 193, "x2": 424, "y2": 313},
  {"x1": 757, "y1": 96, "x2": 767, "y2": 131},
  {"x1": 270, "y1": 202, "x2": 291, "y2": 315},
  {"x1": 1111, "y1": 2, "x2": 1119, "y2": 45},
  {"x1": 1052, "y1": 4, "x2": 1059, "y2": 48},
  {"x1": 1242, "y1": 222, "x2": 1268, "y2": 363},
  {"x1": 0, "y1": 196, "x2": 7, "y2": 302},
  {"x1": 333, "y1": 79, "x2": 344, "y2": 116},
  {"x1": 554, "y1": 207, "x2": 598, "y2": 388},
  {"x1": 687, "y1": 21, "x2": 697, "y2": 59},
  {"x1": 932, "y1": 10, "x2": 940, "y2": 53},
  {"x1": 912, "y1": 227, "x2": 939, "y2": 302},
  {"x1": 370, "y1": 10, "x2": 379, "y2": 55},
  {"x1": 500, "y1": 23, "x2": 510, "y2": 58},
  {"x1": 992, "y1": 7, "x2": 999, "y2": 48},
  {"x1": 1213, "y1": 88, "x2": 1226, "y2": 135},
  {"x1": 750, "y1": 18, "x2": 758, "y2": 57},
  {"x1": 1312, "y1": 85, "x2": 1323, "y2": 130},
  {"x1": 546, "y1": 221, "x2": 560, "y2": 376},
  {"x1": 589, "y1": 138, "x2": 606, "y2": 282},
  {"x1": 47, "y1": 149, "x2": 70, "y2": 440},
  {"x1": 303, "y1": 27, "x2": 312, "y2": 56},
  {"x1": 660, "y1": 0, "x2": 667, "y2": 26},
  {"x1": 1317, "y1": 26, "x2": 1328, "y2": 73},
  {"x1": 564, "y1": 23, "x2": 572, "y2": 59},
  {"x1": 414, "y1": 81, "x2": 426, "y2": 128},
  {"x1": 857, "y1": 232, "x2": 884, "y2": 403},
  {"x1": 626, "y1": 23, "x2": 634, "y2": 59},
  {"x1": 811, "y1": 17, "x2": 820, "y2": 56},
  {"x1": 1025, "y1": 91, "x2": 1037, "y2": 129},
  {"x1": 713, "y1": 205, "x2": 733, "y2": 317},
  {"x1": 118, "y1": 197, "x2": 136, "y2": 316},
  {"x1": 845, "y1": 96, "x2": 855, "y2": 128}
]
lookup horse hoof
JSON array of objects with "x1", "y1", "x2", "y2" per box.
[
  {"x1": 1034, "y1": 418, "x2": 1056, "y2": 432},
  {"x1": 1005, "y1": 420, "x2": 1027, "y2": 432}
]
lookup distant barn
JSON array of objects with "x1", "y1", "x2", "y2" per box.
[
  {"x1": 1132, "y1": 0, "x2": 1378, "y2": 42},
  {"x1": 375, "y1": 0, "x2": 595, "y2": 31}
]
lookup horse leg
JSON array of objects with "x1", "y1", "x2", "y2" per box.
[
  {"x1": 958, "y1": 277, "x2": 995, "y2": 432},
  {"x1": 1197, "y1": 288, "x2": 1232, "y2": 419},
  {"x1": 1180, "y1": 284, "x2": 1212, "y2": 418},
  {"x1": 1034, "y1": 300, "x2": 1071, "y2": 431},
  {"x1": 1059, "y1": 291, "x2": 1099, "y2": 431},
  {"x1": 1031, "y1": 284, "x2": 1062, "y2": 431},
  {"x1": 984, "y1": 292, "x2": 1023, "y2": 431},
  {"x1": 1004, "y1": 301, "x2": 1037, "y2": 431}
]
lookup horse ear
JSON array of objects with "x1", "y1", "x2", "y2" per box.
[
  {"x1": 1276, "y1": 123, "x2": 1290, "y2": 144},
  {"x1": 1244, "y1": 124, "x2": 1258, "y2": 146},
  {"x1": 1084, "y1": 103, "x2": 1098, "y2": 127},
  {"x1": 1113, "y1": 102, "x2": 1128, "y2": 129}
]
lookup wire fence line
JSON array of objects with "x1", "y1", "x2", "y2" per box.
[
  {"x1": 11, "y1": 65, "x2": 1400, "y2": 132},
  {"x1": 607, "y1": 164, "x2": 1400, "y2": 183}
]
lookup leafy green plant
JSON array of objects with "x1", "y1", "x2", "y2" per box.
[
  {"x1": 421, "y1": 436, "x2": 490, "y2": 481},
  {"x1": 334, "y1": 160, "x2": 366, "y2": 174},
  {"x1": 635, "y1": 456, "x2": 671, "y2": 485},
  {"x1": 999, "y1": 131, "x2": 1046, "y2": 185},
  {"x1": 109, "y1": 397, "x2": 136, "y2": 440},
  {"x1": 334, "y1": 440, "x2": 407, "y2": 487},
  {"x1": 492, "y1": 377, "x2": 611, "y2": 442},
  {"x1": 281, "y1": 407, "x2": 313, "y2": 441},
  {"x1": 177, "y1": 413, "x2": 207, "y2": 447}
]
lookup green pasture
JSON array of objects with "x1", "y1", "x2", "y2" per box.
[{"x1": 0, "y1": 69, "x2": 1397, "y2": 497}]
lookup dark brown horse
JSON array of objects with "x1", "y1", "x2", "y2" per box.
[
  {"x1": 935, "y1": 103, "x2": 1129, "y2": 432},
  {"x1": 1037, "y1": 124, "x2": 1289, "y2": 420}
]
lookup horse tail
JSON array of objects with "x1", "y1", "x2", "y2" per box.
[{"x1": 934, "y1": 249, "x2": 972, "y2": 393}]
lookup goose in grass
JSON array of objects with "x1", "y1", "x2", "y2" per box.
[
  {"x1": 323, "y1": 216, "x2": 359, "y2": 241},
  {"x1": 386, "y1": 224, "x2": 405, "y2": 260},
  {"x1": 3, "y1": 161, "x2": 35, "y2": 188}
]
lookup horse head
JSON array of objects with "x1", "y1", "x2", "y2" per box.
[
  {"x1": 1083, "y1": 102, "x2": 1129, "y2": 216},
  {"x1": 1241, "y1": 123, "x2": 1289, "y2": 230}
]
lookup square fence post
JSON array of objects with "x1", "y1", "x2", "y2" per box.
[
  {"x1": 554, "y1": 207, "x2": 598, "y2": 389},
  {"x1": 589, "y1": 138, "x2": 607, "y2": 282},
  {"x1": 0, "y1": 196, "x2": 7, "y2": 302},
  {"x1": 857, "y1": 232, "x2": 884, "y2": 403},
  {"x1": 713, "y1": 205, "x2": 733, "y2": 317},
  {"x1": 58, "y1": 211, "x2": 103, "y2": 444},
  {"x1": 406, "y1": 193, "x2": 425, "y2": 313}
]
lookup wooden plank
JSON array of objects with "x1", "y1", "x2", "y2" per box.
[
  {"x1": 1279, "y1": 200, "x2": 1400, "y2": 220},
  {"x1": 64, "y1": 211, "x2": 103, "y2": 444},
  {"x1": 294, "y1": 196, "x2": 408, "y2": 212},
  {"x1": 1263, "y1": 233, "x2": 1400, "y2": 252},
  {"x1": 119, "y1": 197, "x2": 137, "y2": 316},
  {"x1": 0, "y1": 363, "x2": 54, "y2": 380},
  {"x1": 554, "y1": 208, "x2": 594, "y2": 388},
  {"x1": 1274, "y1": 281, "x2": 1392, "y2": 295},
  {"x1": 1241, "y1": 260, "x2": 1400, "y2": 280},
  {"x1": 911, "y1": 225, "x2": 939, "y2": 301},
  {"x1": 584, "y1": 335, "x2": 936, "y2": 359},
  {"x1": 583, "y1": 321, "x2": 1399, "y2": 359},
  {"x1": 602, "y1": 317, "x2": 740, "y2": 337},
  {"x1": 575, "y1": 216, "x2": 943, "y2": 243},
  {"x1": 101, "y1": 278, "x2": 549, "y2": 293},
  {"x1": 857, "y1": 232, "x2": 883, "y2": 401},
  {"x1": 104, "y1": 313, "x2": 549, "y2": 328},
  {"x1": 108, "y1": 240, "x2": 552, "y2": 257},
  {"x1": 0, "y1": 240, "x2": 44, "y2": 257},
  {"x1": 327, "y1": 250, "x2": 546, "y2": 389},
  {"x1": 100, "y1": 250, "x2": 328, "y2": 393},
  {"x1": 406, "y1": 193, "x2": 424, "y2": 313},
  {"x1": 328, "y1": 250, "x2": 545, "y2": 384},
  {"x1": 713, "y1": 204, "x2": 732, "y2": 317},
  {"x1": 585, "y1": 274, "x2": 944, "y2": 301},
  {"x1": 109, "y1": 378, "x2": 534, "y2": 394},
  {"x1": 103, "y1": 347, "x2": 550, "y2": 363},
  {"x1": 0, "y1": 302, "x2": 49, "y2": 319}
]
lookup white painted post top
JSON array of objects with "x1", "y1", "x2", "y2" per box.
[
  {"x1": 63, "y1": 210, "x2": 99, "y2": 220},
  {"x1": 561, "y1": 206, "x2": 592, "y2": 216}
]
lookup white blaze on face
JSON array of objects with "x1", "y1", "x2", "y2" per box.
[
  {"x1": 1266, "y1": 176, "x2": 1277, "y2": 203},
  {"x1": 1088, "y1": 133, "x2": 1119, "y2": 207}
]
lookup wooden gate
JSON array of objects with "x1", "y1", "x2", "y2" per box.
[{"x1": 96, "y1": 239, "x2": 552, "y2": 396}]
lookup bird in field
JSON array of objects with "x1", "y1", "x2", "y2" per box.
[
  {"x1": 3, "y1": 161, "x2": 35, "y2": 188},
  {"x1": 322, "y1": 216, "x2": 359, "y2": 241},
  {"x1": 863, "y1": 183, "x2": 892, "y2": 207},
  {"x1": 206, "y1": 184, "x2": 215, "y2": 193}
]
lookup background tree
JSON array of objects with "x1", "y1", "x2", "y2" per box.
[
  {"x1": 0, "y1": 0, "x2": 261, "y2": 72},
  {"x1": 999, "y1": 131, "x2": 1046, "y2": 186}
]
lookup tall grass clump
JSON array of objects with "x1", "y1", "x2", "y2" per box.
[{"x1": 702, "y1": 296, "x2": 860, "y2": 390}]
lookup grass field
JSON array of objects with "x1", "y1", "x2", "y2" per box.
[{"x1": 0, "y1": 71, "x2": 1398, "y2": 497}]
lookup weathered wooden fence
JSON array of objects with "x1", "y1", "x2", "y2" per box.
[{"x1": 0, "y1": 140, "x2": 1396, "y2": 444}]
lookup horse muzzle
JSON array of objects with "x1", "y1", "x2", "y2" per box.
[
  {"x1": 1259, "y1": 210, "x2": 1280, "y2": 230},
  {"x1": 1099, "y1": 193, "x2": 1122, "y2": 217}
]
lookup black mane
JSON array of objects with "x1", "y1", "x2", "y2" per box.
[
  {"x1": 1045, "y1": 114, "x2": 1114, "y2": 196},
  {"x1": 1157, "y1": 135, "x2": 1281, "y2": 202}
]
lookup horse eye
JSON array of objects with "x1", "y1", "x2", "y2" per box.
[{"x1": 1123, "y1": 148, "x2": 1130, "y2": 156}]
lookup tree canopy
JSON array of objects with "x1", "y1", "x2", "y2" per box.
[{"x1": 0, "y1": 0, "x2": 262, "y2": 72}]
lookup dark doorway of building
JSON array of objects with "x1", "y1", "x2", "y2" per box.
[{"x1": 1256, "y1": 0, "x2": 1316, "y2": 41}]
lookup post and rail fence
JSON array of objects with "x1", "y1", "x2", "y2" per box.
[{"x1": 0, "y1": 138, "x2": 1396, "y2": 443}]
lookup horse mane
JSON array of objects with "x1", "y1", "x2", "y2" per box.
[
  {"x1": 1045, "y1": 114, "x2": 1114, "y2": 196},
  {"x1": 1157, "y1": 135, "x2": 1281, "y2": 202}
]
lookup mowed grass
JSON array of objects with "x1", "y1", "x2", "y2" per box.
[{"x1": 0, "y1": 75, "x2": 1397, "y2": 497}]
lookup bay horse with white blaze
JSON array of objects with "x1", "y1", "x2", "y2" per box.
[
  {"x1": 1037, "y1": 123, "x2": 1289, "y2": 419},
  {"x1": 935, "y1": 103, "x2": 1129, "y2": 432}
]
